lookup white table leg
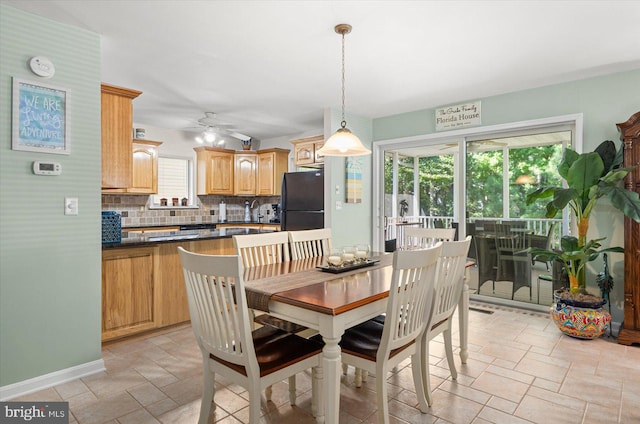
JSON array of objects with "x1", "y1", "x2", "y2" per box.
[
  {"x1": 458, "y1": 275, "x2": 469, "y2": 364},
  {"x1": 320, "y1": 334, "x2": 341, "y2": 424}
]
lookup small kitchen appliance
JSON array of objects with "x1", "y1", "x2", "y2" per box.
[{"x1": 270, "y1": 203, "x2": 281, "y2": 223}]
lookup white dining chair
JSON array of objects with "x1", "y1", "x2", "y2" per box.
[
  {"x1": 366, "y1": 226, "x2": 456, "y2": 384},
  {"x1": 288, "y1": 228, "x2": 332, "y2": 260},
  {"x1": 337, "y1": 244, "x2": 443, "y2": 424},
  {"x1": 420, "y1": 236, "x2": 471, "y2": 407},
  {"x1": 232, "y1": 231, "x2": 307, "y2": 401},
  {"x1": 403, "y1": 227, "x2": 456, "y2": 249},
  {"x1": 178, "y1": 247, "x2": 322, "y2": 424}
]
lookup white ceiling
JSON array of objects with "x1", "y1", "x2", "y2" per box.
[{"x1": 4, "y1": 1, "x2": 640, "y2": 143}]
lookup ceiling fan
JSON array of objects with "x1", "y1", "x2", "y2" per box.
[{"x1": 191, "y1": 112, "x2": 251, "y2": 144}]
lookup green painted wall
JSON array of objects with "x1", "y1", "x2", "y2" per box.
[
  {"x1": 371, "y1": 69, "x2": 640, "y2": 324},
  {"x1": 324, "y1": 109, "x2": 374, "y2": 249},
  {"x1": 0, "y1": 5, "x2": 102, "y2": 386}
]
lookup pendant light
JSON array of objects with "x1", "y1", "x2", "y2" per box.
[{"x1": 317, "y1": 24, "x2": 371, "y2": 157}]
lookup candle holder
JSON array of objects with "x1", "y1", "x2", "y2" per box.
[
  {"x1": 342, "y1": 246, "x2": 356, "y2": 265},
  {"x1": 327, "y1": 249, "x2": 344, "y2": 267},
  {"x1": 355, "y1": 244, "x2": 371, "y2": 262}
]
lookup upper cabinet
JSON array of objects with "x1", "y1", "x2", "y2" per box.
[
  {"x1": 101, "y1": 83, "x2": 142, "y2": 190},
  {"x1": 195, "y1": 147, "x2": 290, "y2": 196},
  {"x1": 195, "y1": 147, "x2": 235, "y2": 195},
  {"x1": 129, "y1": 139, "x2": 163, "y2": 194},
  {"x1": 257, "y1": 148, "x2": 289, "y2": 196},
  {"x1": 292, "y1": 135, "x2": 324, "y2": 167},
  {"x1": 234, "y1": 152, "x2": 258, "y2": 196}
]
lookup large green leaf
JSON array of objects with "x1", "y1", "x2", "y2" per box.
[
  {"x1": 552, "y1": 188, "x2": 578, "y2": 211},
  {"x1": 545, "y1": 202, "x2": 560, "y2": 218},
  {"x1": 560, "y1": 236, "x2": 580, "y2": 252},
  {"x1": 594, "y1": 140, "x2": 617, "y2": 172},
  {"x1": 525, "y1": 186, "x2": 558, "y2": 205},
  {"x1": 600, "y1": 167, "x2": 634, "y2": 185},
  {"x1": 612, "y1": 140, "x2": 625, "y2": 169},
  {"x1": 566, "y1": 152, "x2": 604, "y2": 209},
  {"x1": 601, "y1": 185, "x2": 640, "y2": 222},
  {"x1": 558, "y1": 149, "x2": 579, "y2": 179}
]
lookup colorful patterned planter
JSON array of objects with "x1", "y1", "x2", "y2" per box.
[{"x1": 550, "y1": 300, "x2": 611, "y2": 339}]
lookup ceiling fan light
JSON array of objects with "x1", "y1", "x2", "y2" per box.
[
  {"x1": 195, "y1": 136, "x2": 204, "y2": 144},
  {"x1": 317, "y1": 127, "x2": 370, "y2": 156},
  {"x1": 203, "y1": 129, "x2": 216, "y2": 143}
]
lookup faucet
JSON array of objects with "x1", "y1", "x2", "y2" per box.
[{"x1": 250, "y1": 199, "x2": 264, "y2": 223}]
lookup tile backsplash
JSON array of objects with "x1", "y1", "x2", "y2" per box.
[{"x1": 102, "y1": 194, "x2": 280, "y2": 228}]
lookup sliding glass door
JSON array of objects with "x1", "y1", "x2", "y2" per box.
[{"x1": 376, "y1": 118, "x2": 577, "y2": 309}]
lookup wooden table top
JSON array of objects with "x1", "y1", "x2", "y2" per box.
[
  {"x1": 243, "y1": 253, "x2": 475, "y2": 317},
  {"x1": 244, "y1": 253, "x2": 394, "y2": 316}
]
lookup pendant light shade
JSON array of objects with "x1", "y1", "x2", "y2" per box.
[
  {"x1": 320, "y1": 127, "x2": 371, "y2": 156},
  {"x1": 317, "y1": 24, "x2": 371, "y2": 157}
]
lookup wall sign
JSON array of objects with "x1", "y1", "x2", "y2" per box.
[
  {"x1": 435, "y1": 101, "x2": 481, "y2": 131},
  {"x1": 12, "y1": 78, "x2": 70, "y2": 154}
]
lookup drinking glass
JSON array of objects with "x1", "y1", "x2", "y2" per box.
[
  {"x1": 355, "y1": 244, "x2": 370, "y2": 262},
  {"x1": 341, "y1": 246, "x2": 356, "y2": 265},
  {"x1": 327, "y1": 249, "x2": 344, "y2": 267}
]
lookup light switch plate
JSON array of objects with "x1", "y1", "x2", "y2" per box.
[{"x1": 65, "y1": 197, "x2": 78, "y2": 215}]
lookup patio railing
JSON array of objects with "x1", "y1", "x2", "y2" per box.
[{"x1": 385, "y1": 215, "x2": 562, "y2": 249}]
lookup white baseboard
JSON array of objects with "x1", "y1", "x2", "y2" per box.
[{"x1": 0, "y1": 359, "x2": 105, "y2": 401}]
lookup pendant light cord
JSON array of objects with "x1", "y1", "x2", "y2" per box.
[{"x1": 340, "y1": 30, "x2": 346, "y2": 129}]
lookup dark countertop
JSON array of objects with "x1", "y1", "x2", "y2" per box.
[{"x1": 102, "y1": 226, "x2": 274, "y2": 249}]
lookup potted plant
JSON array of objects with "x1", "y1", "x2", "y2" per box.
[{"x1": 526, "y1": 140, "x2": 640, "y2": 338}]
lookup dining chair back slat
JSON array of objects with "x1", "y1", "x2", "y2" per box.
[
  {"x1": 288, "y1": 228, "x2": 332, "y2": 260},
  {"x1": 233, "y1": 232, "x2": 290, "y2": 268}
]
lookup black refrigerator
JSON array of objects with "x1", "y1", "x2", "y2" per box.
[{"x1": 281, "y1": 170, "x2": 324, "y2": 230}]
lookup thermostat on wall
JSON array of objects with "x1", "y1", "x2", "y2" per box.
[{"x1": 33, "y1": 161, "x2": 61, "y2": 175}]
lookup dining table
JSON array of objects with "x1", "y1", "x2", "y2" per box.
[{"x1": 242, "y1": 253, "x2": 473, "y2": 424}]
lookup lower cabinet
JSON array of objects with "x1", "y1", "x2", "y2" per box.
[
  {"x1": 102, "y1": 238, "x2": 234, "y2": 341},
  {"x1": 102, "y1": 247, "x2": 158, "y2": 341}
]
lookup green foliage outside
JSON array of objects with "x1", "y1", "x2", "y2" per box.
[{"x1": 384, "y1": 144, "x2": 563, "y2": 218}]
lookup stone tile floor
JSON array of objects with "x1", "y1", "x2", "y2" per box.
[{"x1": 14, "y1": 303, "x2": 640, "y2": 423}]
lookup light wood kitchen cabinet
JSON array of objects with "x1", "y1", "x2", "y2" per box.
[
  {"x1": 102, "y1": 238, "x2": 235, "y2": 341},
  {"x1": 234, "y1": 152, "x2": 258, "y2": 195},
  {"x1": 101, "y1": 83, "x2": 142, "y2": 191},
  {"x1": 102, "y1": 246, "x2": 158, "y2": 341},
  {"x1": 157, "y1": 242, "x2": 190, "y2": 327},
  {"x1": 257, "y1": 148, "x2": 290, "y2": 196},
  {"x1": 195, "y1": 146, "x2": 235, "y2": 195},
  {"x1": 129, "y1": 139, "x2": 162, "y2": 194},
  {"x1": 292, "y1": 135, "x2": 324, "y2": 167}
]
